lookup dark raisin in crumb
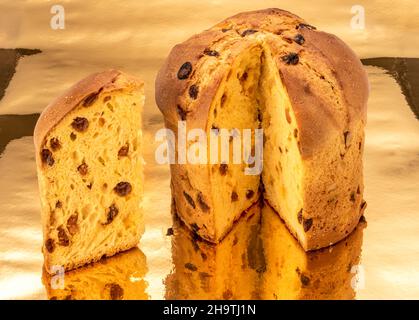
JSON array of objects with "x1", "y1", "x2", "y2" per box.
[
  {"x1": 360, "y1": 200, "x2": 367, "y2": 210},
  {"x1": 71, "y1": 117, "x2": 89, "y2": 132},
  {"x1": 357, "y1": 186, "x2": 361, "y2": 194},
  {"x1": 118, "y1": 144, "x2": 129, "y2": 158},
  {"x1": 219, "y1": 163, "x2": 228, "y2": 175},
  {"x1": 77, "y1": 162, "x2": 88, "y2": 175},
  {"x1": 350, "y1": 192, "x2": 356, "y2": 202},
  {"x1": 67, "y1": 213, "x2": 78, "y2": 235},
  {"x1": 282, "y1": 53, "x2": 299, "y2": 65},
  {"x1": 41, "y1": 149, "x2": 54, "y2": 166},
  {"x1": 103, "y1": 96, "x2": 111, "y2": 102},
  {"x1": 297, "y1": 209, "x2": 303, "y2": 224},
  {"x1": 57, "y1": 226, "x2": 70, "y2": 246},
  {"x1": 177, "y1": 62, "x2": 192, "y2": 80},
  {"x1": 221, "y1": 27, "x2": 231, "y2": 33},
  {"x1": 185, "y1": 262, "x2": 198, "y2": 271},
  {"x1": 177, "y1": 105, "x2": 187, "y2": 121},
  {"x1": 82, "y1": 91, "x2": 100, "y2": 107},
  {"x1": 107, "y1": 283, "x2": 124, "y2": 300},
  {"x1": 50, "y1": 138, "x2": 61, "y2": 151},
  {"x1": 197, "y1": 193, "x2": 210, "y2": 212},
  {"x1": 303, "y1": 218, "x2": 313, "y2": 232},
  {"x1": 166, "y1": 227, "x2": 174, "y2": 236},
  {"x1": 114, "y1": 182, "x2": 132, "y2": 197},
  {"x1": 296, "y1": 23, "x2": 316, "y2": 30},
  {"x1": 344, "y1": 131, "x2": 351, "y2": 148},
  {"x1": 246, "y1": 190, "x2": 254, "y2": 199},
  {"x1": 231, "y1": 191, "x2": 239, "y2": 202},
  {"x1": 294, "y1": 128, "x2": 298, "y2": 138},
  {"x1": 203, "y1": 48, "x2": 220, "y2": 57},
  {"x1": 300, "y1": 274, "x2": 310, "y2": 286},
  {"x1": 55, "y1": 201, "x2": 62, "y2": 209},
  {"x1": 45, "y1": 239, "x2": 55, "y2": 253},
  {"x1": 293, "y1": 34, "x2": 305, "y2": 45},
  {"x1": 189, "y1": 84, "x2": 199, "y2": 99},
  {"x1": 183, "y1": 191, "x2": 196, "y2": 209},
  {"x1": 241, "y1": 29, "x2": 258, "y2": 37},
  {"x1": 70, "y1": 132, "x2": 77, "y2": 141},
  {"x1": 104, "y1": 204, "x2": 119, "y2": 225}
]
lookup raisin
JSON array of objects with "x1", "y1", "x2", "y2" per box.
[
  {"x1": 55, "y1": 201, "x2": 62, "y2": 209},
  {"x1": 71, "y1": 117, "x2": 89, "y2": 132},
  {"x1": 77, "y1": 162, "x2": 88, "y2": 175},
  {"x1": 183, "y1": 191, "x2": 195, "y2": 209},
  {"x1": 197, "y1": 193, "x2": 210, "y2": 212},
  {"x1": 50, "y1": 138, "x2": 61, "y2": 151},
  {"x1": 82, "y1": 91, "x2": 100, "y2": 107},
  {"x1": 360, "y1": 200, "x2": 367, "y2": 210},
  {"x1": 294, "y1": 128, "x2": 298, "y2": 138},
  {"x1": 106, "y1": 283, "x2": 124, "y2": 300},
  {"x1": 231, "y1": 191, "x2": 239, "y2": 202},
  {"x1": 297, "y1": 209, "x2": 303, "y2": 224},
  {"x1": 185, "y1": 262, "x2": 197, "y2": 271},
  {"x1": 104, "y1": 204, "x2": 119, "y2": 225},
  {"x1": 357, "y1": 186, "x2": 361, "y2": 194},
  {"x1": 350, "y1": 192, "x2": 356, "y2": 202},
  {"x1": 70, "y1": 132, "x2": 77, "y2": 141},
  {"x1": 103, "y1": 96, "x2": 111, "y2": 102},
  {"x1": 45, "y1": 239, "x2": 55, "y2": 253},
  {"x1": 300, "y1": 274, "x2": 310, "y2": 287},
  {"x1": 177, "y1": 105, "x2": 187, "y2": 121},
  {"x1": 246, "y1": 190, "x2": 254, "y2": 199},
  {"x1": 66, "y1": 213, "x2": 79, "y2": 235},
  {"x1": 344, "y1": 131, "x2": 351, "y2": 148},
  {"x1": 303, "y1": 218, "x2": 313, "y2": 232},
  {"x1": 118, "y1": 144, "x2": 129, "y2": 158},
  {"x1": 166, "y1": 227, "x2": 174, "y2": 236},
  {"x1": 114, "y1": 182, "x2": 132, "y2": 196},
  {"x1": 203, "y1": 48, "x2": 220, "y2": 57},
  {"x1": 219, "y1": 163, "x2": 228, "y2": 175},
  {"x1": 41, "y1": 149, "x2": 54, "y2": 166},
  {"x1": 293, "y1": 34, "x2": 305, "y2": 45},
  {"x1": 241, "y1": 29, "x2": 258, "y2": 37},
  {"x1": 296, "y1": 23, "x2": 316, "y2": 30},
  {"x1": 57, "y1": 226, "x2": 70, "y2": 246},
  {"x1": 189, "y1": 84, "x2": 199, "y2": 99},
  {"x1": 282, "y1": 53, "x2": 299, "y2": 65},
  {"x1": 221, "y1": 27, "x2": 231, "y2": 33},
  {"x1": 177, "y1": 62, "x2": 192, "y2": 80}
]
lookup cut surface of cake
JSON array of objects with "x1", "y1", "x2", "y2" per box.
[
  {"x1": 155, "y1": 8, "x2": 369, "y2": 250},
  {"x1": 34, "y1": 70, "x2": 144, "y2": 273}
]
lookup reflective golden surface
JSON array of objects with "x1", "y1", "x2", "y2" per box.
[{"x1": 0, "y1": 0, "x2": 418, "y2": 299}]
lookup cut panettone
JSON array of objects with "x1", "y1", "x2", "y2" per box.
[
  {"x1": 155, "y1": 8, "x2": 369, "y2": 250},
  {"x1": 42, "y1": 248, "x2": 148, "y2": 300},
  {"x1": 34, "y1": 70, "x2": 144, "y2": 273}
]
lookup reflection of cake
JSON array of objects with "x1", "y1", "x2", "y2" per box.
[
  {"x1": 34, "y1": 70, "x2": 144, "y2": 273},
  {"x1": 261, "y1": 204, "x2": 365, "y2": 299},
  {"x1": 165, "y1": 203, "x2": 263, "y2": 299},
  {"x1": 156, "y1": 8, "x2": 369, "y2": 250},
  {"x1": 42, "y1": 248, "x2": 148, "y2": 300}
]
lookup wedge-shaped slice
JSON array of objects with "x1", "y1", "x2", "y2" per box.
[{"x1": 34, "y1": 70, "x2": 144, "y2": 273}]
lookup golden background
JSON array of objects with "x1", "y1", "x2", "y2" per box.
[{"x1": 0, "y1": 0, "x2": 418, "y2": 299}]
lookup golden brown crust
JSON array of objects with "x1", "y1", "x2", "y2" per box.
[
  {"x1": 155, "y1": 8, "x2": 368, "y2": 157},
  {"x1": 34, "y1": 69, "x2": 144, "y2": 158}
]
